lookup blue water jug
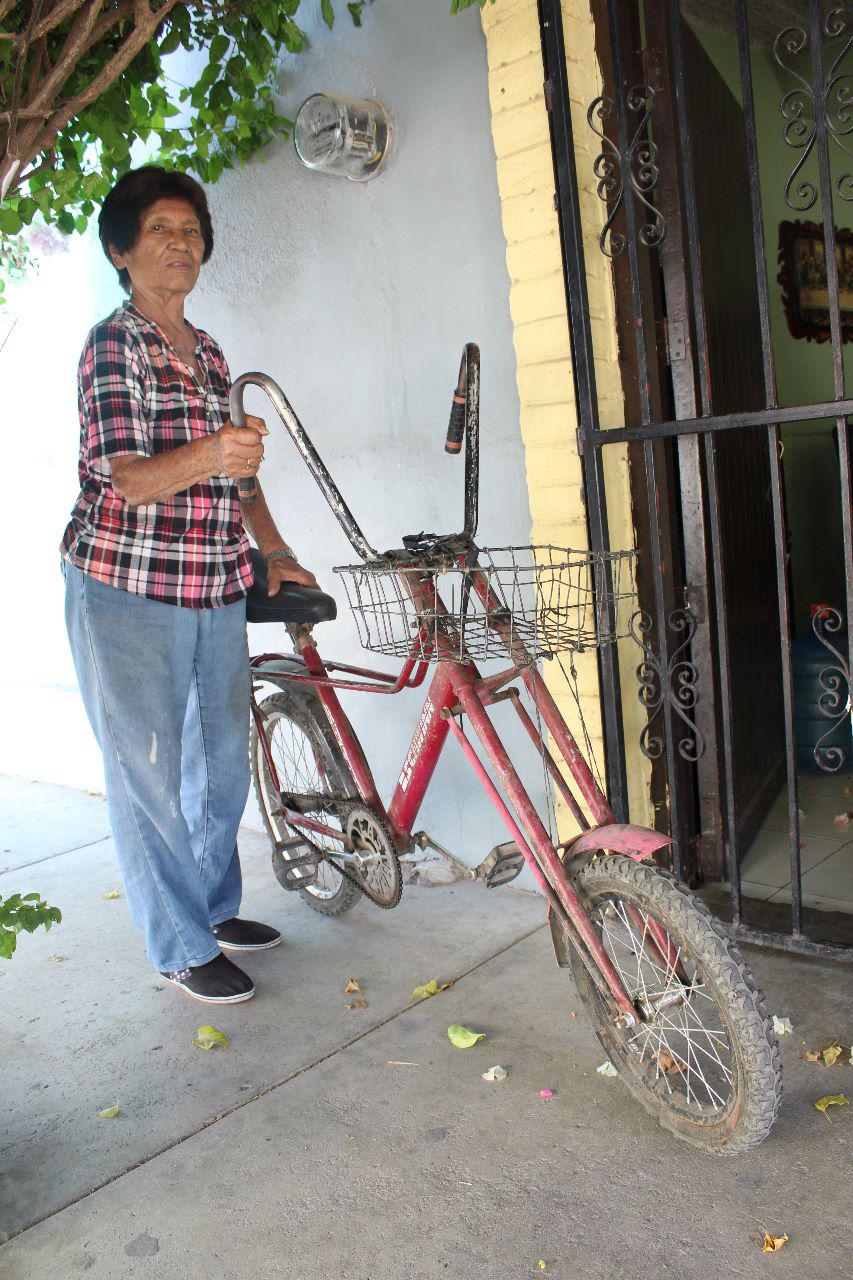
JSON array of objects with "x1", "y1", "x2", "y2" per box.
[{"x1": 792, "y1": 616, "x2": 853, "y2": 773}]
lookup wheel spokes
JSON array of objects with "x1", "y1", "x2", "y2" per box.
[{"x1": 596, "y1": 895, "x2": 734, "y2": 1116}]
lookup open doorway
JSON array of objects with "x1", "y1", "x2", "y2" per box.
[{"x1": 567, "y1": 0, "x2": 853, "y2": 952}]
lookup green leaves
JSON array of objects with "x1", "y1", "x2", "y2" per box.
[
  {"x1": 0, "y1": 892, "x2": 62, "y2": 960},
  {"x1": 193, "y1": 1026, "x2": 229, "y2": 1051},
  {"x1": 1, "y1": 0, "x2": 374, "y2": 297},
  {"x1": 447, "y1": 1025, "x2": 485, "y2": 1049},
  {"x1": 97, "y1": 1102, "x2": 121, "y2": 1118}
]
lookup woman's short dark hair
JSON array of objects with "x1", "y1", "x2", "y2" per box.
[{"x1": 98, "y1": 166, "x2": 214, "y2": 291}]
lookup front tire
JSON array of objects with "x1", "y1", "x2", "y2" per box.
[
  {"x1": 250, "y1": 689, "x2": 362, "y2": 917},
  {"x1": 567, "y1": 855, "x2": 782, "y2": 1154}
]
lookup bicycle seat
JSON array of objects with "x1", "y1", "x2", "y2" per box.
[{"x1": 246, "y1": 549, "x2": 337, "y2": 625}]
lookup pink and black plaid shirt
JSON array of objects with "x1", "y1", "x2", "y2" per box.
[{"x1": 61, "y1": 302, "x2": 253, "y2": 608}]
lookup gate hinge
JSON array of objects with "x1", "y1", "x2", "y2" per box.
[
  {"x1": 685, "y1": 580, "x2": 707, "y2": 625},
  {"x1": 664, "y1": 319, "x2": 687, "y2": 364}
]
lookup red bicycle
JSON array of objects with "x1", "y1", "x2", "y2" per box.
[{"x1": 232, "y1": 346, "x2": 782, "y2": 1154}]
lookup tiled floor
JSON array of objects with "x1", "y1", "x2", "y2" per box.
[{"x1": 737, "y1": 770, "x2": 853, "y2": 915}]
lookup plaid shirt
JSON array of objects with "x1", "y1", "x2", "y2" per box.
[{"x1": 61, "y1": 302, "x2": 253, "y2": 608}]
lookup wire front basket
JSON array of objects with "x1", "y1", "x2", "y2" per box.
[{"x1": 334, "y1": 545, "x2": 636, "y2": 663}]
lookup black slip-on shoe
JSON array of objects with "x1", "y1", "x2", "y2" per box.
[
  {"x1": 160, "y1": 952, "x2": 255, "y2": 1003},
  {"x1": 212, "y1": 917, "x2": 282, "y2": 952}
]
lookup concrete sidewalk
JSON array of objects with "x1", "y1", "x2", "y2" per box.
[{"x1": 1, "y1": 778, "x2": 851, "y2": 1279}]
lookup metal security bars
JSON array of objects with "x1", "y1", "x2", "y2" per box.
[{"x1": 538, "y1": 0, "x2": 853, "y2": 960}]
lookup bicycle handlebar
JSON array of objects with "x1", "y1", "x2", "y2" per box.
[
  {"x1": 230, "y1": 380, "x2": 260, "y2": 506},
  {"x1": 455, "y1": 343, "x2": 480, "y2": 542},
  {"x1": 229, "y1": 344, "x2": 480, "y2": 563},
  {"x1": 229, "y1": 373, "x2": 377, "y2": 562}
]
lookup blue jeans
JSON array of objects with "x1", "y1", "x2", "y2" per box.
[{"x1": 64, "y1": 562, "x2": 251, "y2": 972}]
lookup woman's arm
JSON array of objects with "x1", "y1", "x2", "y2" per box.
[
  {"x1": 109, "y1": 418, "x2": 266, "y2": 506},
  {"x1": 240, "y1": 482, "x2": 319, "y2": 591}
]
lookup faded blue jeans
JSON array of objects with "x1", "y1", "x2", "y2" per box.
[{"x1": 64, "y1": 562, "x2": 251, "y2": 972}]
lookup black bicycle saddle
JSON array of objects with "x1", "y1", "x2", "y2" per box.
[{"x1": 246, "y1": 549, "x2": 337, "y2": 625}]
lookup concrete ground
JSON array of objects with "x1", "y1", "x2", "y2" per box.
[{"x1": 1, "y1": 778, "x2": 852, "y2": 1280}]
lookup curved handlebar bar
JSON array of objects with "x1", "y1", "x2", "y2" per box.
[
  {"x1": 229, "y1": 373, "x2": 377, "y2": 562},
  {"x1": 229, "y1": 345, "x2": 480, "y2": 563}
]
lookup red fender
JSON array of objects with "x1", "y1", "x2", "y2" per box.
[{"x1": 564, "y1": 822, "x2": 673, "y2": 862}]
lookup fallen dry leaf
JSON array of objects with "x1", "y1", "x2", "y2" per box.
[
  {"x1": 772, "y1": 1015, "x2": 793, "y2": 1036},
  {"x1": 411, "y1": 978, "x2": 453, "y2": 1001},
  {"x1": 387, "y1": 1060, "x2": 419, "y2": 1066},
  {"x1": 657, "y1": 1049, "x2": 687, "y2": 1076},
  {"x1": 97, "y1": 1102, "x2": 120, "y2": 1118},
  {"x1": 482, "y1": 1065, "x2": 508, "y2": 1082},
  {"x1": 193, "y1": 1026, "x2": 228, "y2": 1051},
  {"x1": 49, "y1": 955, "x2": 69, "y2": 963},
  {"x1": 761, "y1": 1233, "x2": 788, "y2": 1253},
  {"x1": 597, "y1": 1061, "x2": 618, "y2": 1078},
  {"x1": 102, "y1": 889, "x2": 122, "y2": 900},
  {"x1": 343, "y1": 978, "x2": 361, "y2": 995},
  {"x1": 823, "y1": 1045, "x2": 844, "y2": 1067},
  {"x1": 815, "y1": 1093, "x2": 849, "y2": 1121},
  {"x1": 345, "y1": 999, "x2": 368, "y2": 1011},
  {"x1": 805, "y1": 1049, "x2": 822, "y2": 1063}
]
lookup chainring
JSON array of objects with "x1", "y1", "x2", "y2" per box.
[{"x1": 328, "y1": 804, "x2": 403, "y2": 909}]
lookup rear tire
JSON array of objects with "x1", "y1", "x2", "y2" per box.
[
  {"x1": 250, "y1": 690, "x2": 362, "y2": 917},
  {"x1": 567, "y1": 855, "x2": 782, "y2": 1154}
]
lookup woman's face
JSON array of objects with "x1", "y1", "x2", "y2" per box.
[{"x1": 110, "y1": 197, "x2": 205, "y2": 299}]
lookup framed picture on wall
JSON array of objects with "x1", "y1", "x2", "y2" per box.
[{"x1": 778, "y1": 219, "x2": 853, "y2": 342}]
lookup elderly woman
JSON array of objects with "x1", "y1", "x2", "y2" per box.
[{"x1": 61, "y1": 165, "x2": 316, "y2": 1004}]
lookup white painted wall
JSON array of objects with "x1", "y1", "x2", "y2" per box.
[{"x1": 1, "y1": 0, "x2": 543, "y2": 867}]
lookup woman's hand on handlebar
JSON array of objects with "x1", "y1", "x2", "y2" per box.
[
  {"x1": 214, "y1": 415, "x2": 268, "y2": 479},
  {"x1": 267, "y1": 555, "x2": 320, "y2": 595}
]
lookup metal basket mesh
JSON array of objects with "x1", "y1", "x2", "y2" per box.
[{"x1": 334, "y1": 545, "x2": 636, "y2": 663}]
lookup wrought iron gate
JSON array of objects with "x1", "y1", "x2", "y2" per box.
[{"x1": 538, "y1": 0, "x2": 853, "y2": 960}]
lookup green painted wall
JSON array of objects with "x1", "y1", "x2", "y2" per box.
[{"x1": 690, "y1": 21, "x2": 850, "y2": 634}]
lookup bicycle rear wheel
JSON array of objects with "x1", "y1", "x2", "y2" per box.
[
  {"x1": 250, "y1": 690, "x2": 362, "y2": 916},
  {"x1": 567, "y1": 855, "x2": 782, "y2": 1154}
]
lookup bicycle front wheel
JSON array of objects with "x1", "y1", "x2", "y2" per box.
[{"x1": 567, "y1": 855, "x2": 782, "y2": 1154}]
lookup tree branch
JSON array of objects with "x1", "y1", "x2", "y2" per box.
[
  {"x1": 19, "y1": 0, "x2": 183, "y2": 174},
  {"x1": 2, "y1": 0, "x2": 47, "y2": 190},
  {"x1": 26, "y1": 0, "x2": 106, "y2": 116},
  {"x1": 31, "y1": 0, "x2": 91, "y2": 42}
]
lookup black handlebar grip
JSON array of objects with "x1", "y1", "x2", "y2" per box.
[
  {"x1": 231, "y1": 390, "x2": 259, "y2": 504},
  {"x1": 445, "y1": 393, "x2": 465, "y2": 455},
  {"x1": 237, "y1": 475, "x2": 258, "y2": 504}
]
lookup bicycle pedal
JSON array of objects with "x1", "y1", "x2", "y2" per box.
[
  {"x1": 272, "y1": 838, "x2": 319, "y2": 891},
  {"x1": 475, "y1": 841, "x2": 526, "y2": 889}
]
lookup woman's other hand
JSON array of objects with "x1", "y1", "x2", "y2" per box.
[
  {"x1": 215, "y1": 414, "x2": 268, "y2": 479},
  {"x1": 267, "y1": 555, "x2": 320, "y2": 594}
]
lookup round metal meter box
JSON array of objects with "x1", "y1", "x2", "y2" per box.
[{"x1": 294, "y1": 93, "x2": 394, "y2": 181}]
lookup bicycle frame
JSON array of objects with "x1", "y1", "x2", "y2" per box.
[{"x1": 234, "y1": 355, "x2": 673, "y2": 1028}]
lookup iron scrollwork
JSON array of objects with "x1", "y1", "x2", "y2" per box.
[
  {"x1": 630, "y1": 607, "x2": 705, "y2": 763},
  {"x1": 774, "y1": 9, "x2": 853, "y2": 211},
  {"x1": 812, "y1": 605, "x2": 853, "y2": 772},
  {"x1": 587, "y1": 85, "x2": 666, "y2": 258}
]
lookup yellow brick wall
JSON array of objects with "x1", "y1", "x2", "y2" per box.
[{"x1": 481, "y1": 0, "x2": 652, "y2": 831}]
